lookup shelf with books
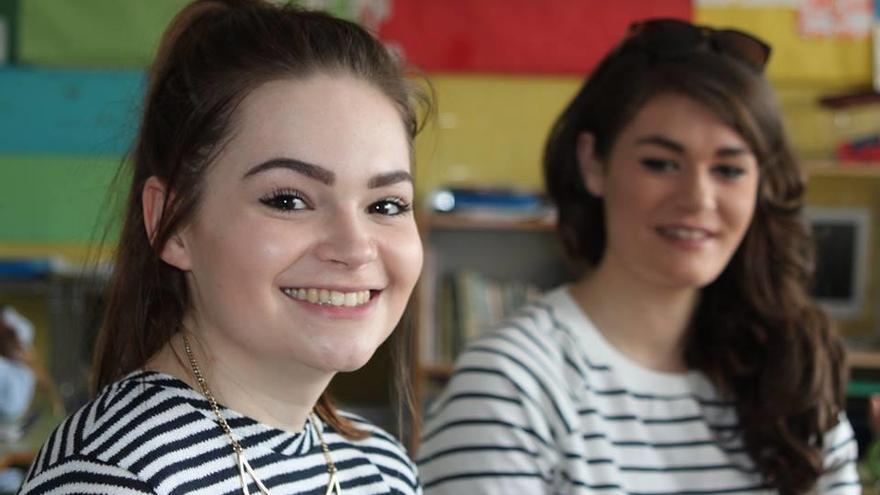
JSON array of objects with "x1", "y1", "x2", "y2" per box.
[
  {"x1": 411, "y1": 210, "x2": 574, "y2": 447},
  {"x1": 426, "y1": 212, "x2": 556, "y2": 232}
]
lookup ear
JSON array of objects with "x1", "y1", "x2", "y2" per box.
[
  {"x1": 576, "y1": 132, "x2": 605, "y2": 198},
  {"x1": 142, "y1": 176, "x2": 192, "y2": 271}
]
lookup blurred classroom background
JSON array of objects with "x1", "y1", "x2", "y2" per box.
[{"x1": 4, "y1": 0, "x2": 880, "y2": 490}]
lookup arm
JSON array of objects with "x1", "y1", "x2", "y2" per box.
[
  {"x1": 816, "y1": 413, "x2": 861, "y2": 494},
  {"x1": 417, "y1": 340, "x2": 561, "y2": 495}
]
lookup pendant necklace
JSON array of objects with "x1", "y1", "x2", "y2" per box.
[{"x1": 181, "y1": 334, "x2": 343, "y2": 495}]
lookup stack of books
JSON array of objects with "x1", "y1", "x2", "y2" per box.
[{"x1": 431, "y1": 270, "x2": 540, "y2": 364}]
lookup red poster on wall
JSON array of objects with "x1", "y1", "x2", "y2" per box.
[{"x1": 371, "y1": 0, "x2": 692, "y2": 75}]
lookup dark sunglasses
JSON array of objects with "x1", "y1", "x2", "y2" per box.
[{"x1": 625, "y1": 18, "x2": 771, "y2": 73}]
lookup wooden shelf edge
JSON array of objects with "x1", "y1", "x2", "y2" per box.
[
  {"x1": 423, "y1": 212, "x2": 557, "y2": 232},
  {"x1": 848, "y1": 349, "x2": 880, "y2": 370},
  {"x1": 803, "y1": 160, "x2": 880, "y2": 178}
]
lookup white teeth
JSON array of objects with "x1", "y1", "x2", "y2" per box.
[
  {"x1": 283, "y1": 288, "x2": 372, "y2": 307},
  {"x1": 330, "y1": 291, "x2": 344, "y2": 306},
  {"x1": 660, "y1": 227, "x2": 708, "y2": 240},
  {"x1": 344, "y1": 292, "x2": 358, "y2": 307}
]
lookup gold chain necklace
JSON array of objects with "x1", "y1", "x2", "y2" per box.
[{"x1": 181, "y1": 334, "x2": 343, "y2": 495}]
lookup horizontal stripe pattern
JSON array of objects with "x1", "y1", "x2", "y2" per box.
[
  {"x1": 19, "y1": 371, "x2": 420, "y2": 495},
  {"x1": 417, "y1": 287, "x2": 860, "y2": 494}
]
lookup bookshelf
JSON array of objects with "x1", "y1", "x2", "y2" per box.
[{"x1": 410, "y1": 211, "x2": 575, "y2": 447}]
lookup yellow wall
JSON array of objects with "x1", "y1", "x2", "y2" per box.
[{"x1": 414, "y1": 75, "x2": 581, "y2": 196}]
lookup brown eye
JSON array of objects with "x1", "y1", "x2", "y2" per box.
[
  {"x1": 641, "y1": 158, "x2": 679, "y2": 172},
  {"x1": 369, "y1": 198, "x2": 411, "y2": 216},
  {"x1": 714, "y1": 164, "x2": 746, "y2": 180}
]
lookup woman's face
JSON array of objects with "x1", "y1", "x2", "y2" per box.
[
  {"x1": 163, "y1": 75, "x2": 422, "y2": 374},
  {"x1": 581, "y1": 93, "x2": 760, "y2": 290}
]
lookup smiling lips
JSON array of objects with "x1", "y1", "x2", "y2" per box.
[
  {"x1": 281, "y1": 287, "x2": 374, "y2": 307},
  {"x1": 656, "y1": 225, "x2": 716, "y2": 242}
]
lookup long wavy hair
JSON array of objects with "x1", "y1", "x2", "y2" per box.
[
  {"x1": 92, "y1": 0, "x2": 430, "y2": 439},
  {"x1": 544, "y1": 31, "x2": 846, "y2": 494}
]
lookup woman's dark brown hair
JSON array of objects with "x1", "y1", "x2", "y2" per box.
[
  {"x1": 92, "y1": 0, "x2": 429, "y2": 439},
  {"x1": 544, "y1": 30, "x2": 846, "y2": 494}
]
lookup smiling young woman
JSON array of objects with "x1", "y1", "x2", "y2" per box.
[
  {"x1": 417, "y1": 19, "x2": 859, "y2": 495},
  {"x1": 18, "y1": 1, "x2": 430, "y2": 494}
]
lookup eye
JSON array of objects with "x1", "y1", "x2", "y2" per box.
[
  {"x1": 713, "y1": 164, "x2": 747, "y2": 180},
  {"x1": 641, "y1": 158, "x2": 679, "y2": 173},
  {"x1": 259, "y1": 189, "x2": 310, "y2": 212},
  {"x1": 369, "y1": 197, "x2": 412, "y2": 216}
]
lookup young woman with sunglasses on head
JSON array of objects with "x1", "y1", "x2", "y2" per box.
[
  {"x1": 19, "y1": 1, "x2": 429, "y2": 494},
  {"x1": 418, "y1": 19, "x2": 859, "y2": 494}
]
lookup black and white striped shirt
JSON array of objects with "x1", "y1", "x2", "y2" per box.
[
  {"x1": 19, "y1": 371, "x2": 421, "y2": 494},
  {"x1": 417, "y1": 287, "x2": 861, "y2": 494}
]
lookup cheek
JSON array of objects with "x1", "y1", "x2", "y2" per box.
[
  {"x1": 726, "y1": 182, "x2": 760, "y2": 231},
  {"x1": 256, "y1": 227, "x2": 311, "y2": 266},
  {"x1": 197, "y1": 215, "x2": 305, "y2": 279},
  {"x1": 384, "y1": 228, "x2": 423, "y2": 287},
  {"x1": 604, "y1": 180, "x2": 657, "y2": 232}
]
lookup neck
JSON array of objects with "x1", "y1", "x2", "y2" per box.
[
  {"x1": 570, "y1": 256, "x2": 699, "y2": 372},
  {"x1": 147, "y1": 319, "x2": 332, "y2": 433}
]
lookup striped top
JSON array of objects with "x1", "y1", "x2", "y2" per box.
[
  {"x1": 417, "y1": 287, "x2": 861, "y2": 494},
  {"x1": 19, "y1": 371, "x2": 421, "y2": 495}
]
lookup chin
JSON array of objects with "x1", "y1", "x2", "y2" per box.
[
  {"x1": 316, "y1": 345, "x2": 380, "y2": 373},
  {"x1": 326, "y1": 355, "x2": 375, "y2": 373},
  {"x1": 660, "y1": 270, "x2": 721, "y2": 290}
]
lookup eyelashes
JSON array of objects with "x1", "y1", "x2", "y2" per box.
[
  {"x1": 640, "y1": 158, "x2": 749, "y2": 180},
  {"x1": 370, "y1": 197, "x2": 412, "y2": 216},
  {"x1": 259, "y1": 188, "x2": 412, "y2": 216},
  {"x1": 259, "y1": 188, "x2": 309, "y2": 212}
]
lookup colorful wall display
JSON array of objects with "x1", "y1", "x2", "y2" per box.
[
  {"x1": 798, "y1": 0, "x2": 873, "y2": 38},
  {"x1": 697, "y1": 0, "x2": 873, "y2": 85}
]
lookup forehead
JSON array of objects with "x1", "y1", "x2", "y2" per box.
[
  {"x1": 217, "y1": 74, "x2": 410, "y2": 177},
  {"x1": 621, "y1": 93, "x2": 749, "y2": 149}
]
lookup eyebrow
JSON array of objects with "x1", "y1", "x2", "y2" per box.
[
  {"x1": 242, "y1": 157, "x2": 412, "y2": 188},
  {"x1": 635, "y1": 135, "x2": 751, "y2": 158},
  {"x1": 242, "y1": 158, "x2": 335, "y2": 185},
  {"x1": 368, "y1": 171, "x2": 413, "y2": 189}
]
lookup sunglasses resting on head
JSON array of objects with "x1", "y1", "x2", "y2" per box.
[{"x1": 624, "y1": 18, "x2": 772, "y2": 72}]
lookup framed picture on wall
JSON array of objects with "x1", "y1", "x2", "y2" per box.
[{"x1": 805, "y1": 206, "x2": 871, "y2": 320}]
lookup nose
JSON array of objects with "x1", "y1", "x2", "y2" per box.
[
  {"x1": 315, "y1": 210, "x2": 378, "y2": 269},
  {"x1": 676, "y1": 167, "x2": 717, "y2": 212}
]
